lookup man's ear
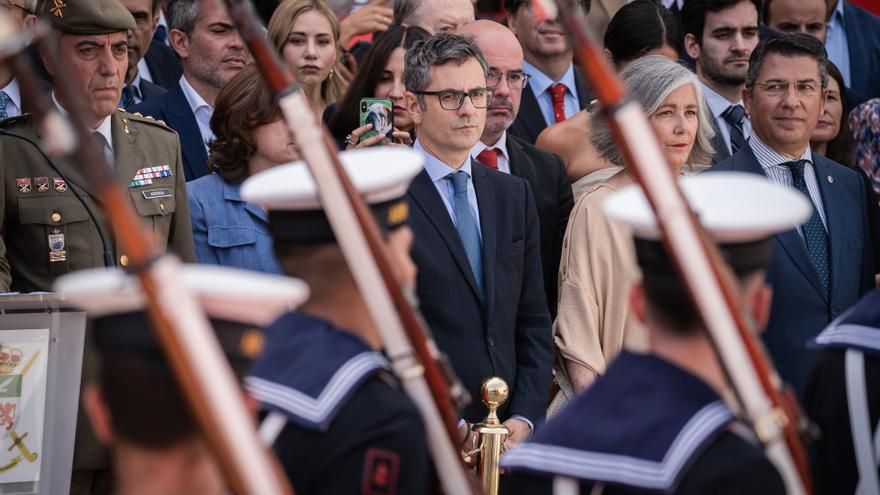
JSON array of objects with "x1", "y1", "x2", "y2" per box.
[
  {"x1": 151, "y1": 12, "x2": 160, "y2": 34},
  {"x1": 83, "y1": 384, "x2": 114, "y2": 445},
  {"x1": 38, "y1": 42, "x2": 55, "y2": 77},
  {"x1": 683, "y1": 33, "x2": 701, "y2": 62},
  {"x1": 628, "y1": 280, "x2": 648, "y2": 327},
  {"x1": 168, "y1": 28, "x2": 190, "y2": 59},
  {"x1": 405, "y1": 92, "x2": 423, "y2": 126},
  {"x1": 742, "y1": 87, "x2": 752, "y2": 117}
]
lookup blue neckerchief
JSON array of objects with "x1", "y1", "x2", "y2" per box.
[
  {"x1": 812, "y1": 289, "x2": 880, "y2": 356},
  {"x1": 501, "y1": 352, "x2": 734, "y2": 492},
  {"x1": 245, "y1": 312, "x2": 390, "y2": 431}
]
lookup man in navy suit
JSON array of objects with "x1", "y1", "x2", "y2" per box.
[
  {"x1": 709, "y1": 33, "x2": 875, "y2": 398},
  {"x1": 120, "y1": 0, "x2": 167, "y2": 109},
  {"x1": 825, "y1": 0, "x2": 880, "y2": 100},
  {"x1": 460, "y1": 20, "x2": 573, "y2": 319},
  {"x1": 505, "y1": 0, "x2": 592, "y2": 145},
  {"x1": 404, "y1": 33, "x2": 553, "y2": 448},
  {"x1": 132, "y1": 0, "x2": 248, "y2": 181}
]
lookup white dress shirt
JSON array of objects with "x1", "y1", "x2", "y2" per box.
[
  {"x1": 469, "y1": 132, "x2": 511, "y2": 174},
  {"x1": 137, "y1": 58, "x2": 153, "y2": 83},
  {"x1": 825, "y1": 0, "x2": 851, "y2": 88},
  {"x1": 523, "y1": 60, "x2": 581, "y2": 126},
  {"x1": 179, "y1": 76, "x2": 215, "y2": 154},
  {"x1": 700, "y1": 82, "x2": 752, "y2": 155},
  {"x1": 415, "y1": 139, "x2": 483, "y2": 243}
]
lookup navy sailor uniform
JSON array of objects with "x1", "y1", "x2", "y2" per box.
[
  {"x1": 246, "y1": 312, "x2": 431, "y2": 495},
  {"x1": 806, "y1": 288, "x2": 880, "y2": 495},
  {"x1": 500, "y1": 352, "x2": 785, "y2": 494}
]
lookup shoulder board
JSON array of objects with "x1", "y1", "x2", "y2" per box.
[
  {"x1": 812, "y1": 290, "x2": 880, "y2": 355},
  {"x1": 117, "y1": 108, "x2": 171, "y2": 131},
  {"x1": 0, "y1": 113, "x2": 32, "y2": 128}
]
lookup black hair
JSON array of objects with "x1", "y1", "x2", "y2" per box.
[
  {"x1": 681, "y1": 0, "x2": 761, "y2": 45},
  {"x1": 745, "y1": 33, "x2": 829, "y2": 92},
  {"x1": 820, "y1": 61, "x2": 855, "y2": 166},
  {"x1": 604, "y1": 0, "x2": 680, "y2": 66}
]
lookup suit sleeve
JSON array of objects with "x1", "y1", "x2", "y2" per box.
[
  {"x1": 168, "y1": 141, "x2": 196, "y2": 262},
  {"x1": 553, "y1": 153, "x2": 574, "y2": 312},
  {"x1": 187, "y1": 186, "x2": 219, "y2": 265},
  {"x1": 0, "y1": 138, "x2": 10, "y2": 292},
  {"x1": 509, "y1": 180, "x2": 554, "y2": 424}
]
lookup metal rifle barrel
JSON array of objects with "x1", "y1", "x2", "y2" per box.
[
  {"x1": 543, "y1": 0, "x2": 813, "y2": 492},
  {"x1": 217, "y1": 1, "x2": 479, "y2": 493},
  {"x1": 17, "y1": 20, "x2": 293, "y2": 495}
]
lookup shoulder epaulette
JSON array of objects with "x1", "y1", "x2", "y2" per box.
[{"x1": 117, "y1": 108, "x2": 171, "y2": 131}]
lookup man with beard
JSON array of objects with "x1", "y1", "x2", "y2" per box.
[
  {"x1": 132, "y1": 0, "x2": 249, "y2": 181},
  {"x1": 683, "y1": 0, "x2": 760, "y2": 163},
  {"x1": 460, "y1": 20, "x2": 572, "y2": 319},
  {"x1": 404, "y1": 33, "x2": 553, "y2": 449},
  {"x1": 119, "y1": 0, "x2": 168, "y2": 108},
  {"x1": 506, "y1": 0, "x2": 593, "y2": 145}
]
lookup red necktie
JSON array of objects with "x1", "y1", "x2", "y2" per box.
[
  {"x1": 477, "y1": 148, "x2": 500, "y2": 170},
  {"x1": 550, "y1": 83, "x2": 568, "y2": 123}
]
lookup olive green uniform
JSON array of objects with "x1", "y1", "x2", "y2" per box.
[{"x1": 0, "y1": 109, "x2": 196, "y2": 292}]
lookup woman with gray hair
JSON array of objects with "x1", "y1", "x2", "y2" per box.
[{"x1": 550, "y1": 55, "x2": 715, "y2": 413}]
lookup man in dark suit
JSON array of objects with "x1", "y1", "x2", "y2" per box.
[
  {"x1": 120, "y1": 0, "x2": 167, "y2": 109},
  {"x1": 132, "y1": 0, "x2": 248, "y2": 181},
  {"x1": 460, "y1": 20, "x2": 573, "y2": 319},
  {"x1": 0, "y1": 0, "x2": 36, "y2": 119},
  {"x1": 403, "y1": 33, "x2": 553, "y2": 448},
  {"x1": 505, "y1": 0, "x2": 592, "y2": 145},
  {"x1": 825, "y1": 0, "x2": 880, "y2": 100},
  {"x1": 709, "y1": 34, "x2": 875, "y2": 398},
  {"x1": 683, "y1": 0, "x2": 760, "y2": 164}
]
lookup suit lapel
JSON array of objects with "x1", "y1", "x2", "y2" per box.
[
  {"x1": 735, "y1": 147, "x2": 826, "y2": 299},
  {"x1": 472, "y1": 162, "x2": 496, "y2": 314},
  {"x1": 516, "y1": 89, "x2": 547, "y2": 143},
  {"x1": 408, "y1": 170, "x2": 482, "y2": 299},
  {"x1": 709, "y1": 117, "x2": 730, "y2": 163},
  {"x1": 573, "y1": 69, "x2": 592, "y2": 109},
  {"x1": 812, "y1": 157, "x2": 845, "y2": 301},
  {"x1": 506, "y1": 135, "x2": 534, "y2": 181},
  {"x1": 166, "y1": 87, "x2": 208, "y2": 180}
]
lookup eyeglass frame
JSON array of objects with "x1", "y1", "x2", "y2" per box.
[
  {"x1": 486, "y1": 69, "x2": 530, "y2": 90},
  {"x1": 0, "y1": 0, "x2": 33, "y2": 15},
  {"x1": 749, "y1": 79, "x2": 824, "y2": 97},
  {"x1": 413, "y1": 87, "x2": 496, "y2": 111}
]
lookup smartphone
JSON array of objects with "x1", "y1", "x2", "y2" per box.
[{"x1": 359, "y1": 98, "x2": 394, "y2": 144}]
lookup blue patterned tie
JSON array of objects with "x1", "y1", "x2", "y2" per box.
[
  {"x1": 722, "y1": 104, "x2": 746, "y2": 154},
  {"x1": 121, "y1": 84, "x2": 140, "y2": 108},
  {"x1": 785, "y1": 159, "x2": 831, "y2": 296},
  {"x1": 0, "y1": 91, "x2": 10, "y2": 120},
  {"x1": 448, "y1": 171, "x2": 484, "y2": 299}
]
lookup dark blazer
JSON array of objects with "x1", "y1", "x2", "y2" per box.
[
  {"x1": 131, "y1": 82, "x2": 210, "y2": 182},
  {"x1": 143, "y1": 39, "x2": 183, "y2": 91},
  {"x1": 504, "y1": 134, "x2": 573, "y2": 319},
  {"x1": 843, "y1": 1, "x2": 880, "y2": 99},
  {"x1": 708, "y1": 146, "x2": 875, "y2": 397},
  {"x1": 708, "y1": 115, "x2": 731, "y2": 164},
  {"x1": 122, "y1": 78, "x2": 167, "y2": 111},
  {"x1": 408, "y1": 162, "x2": 554, "y2": 424},
  {"x1": 509, "y1": 67, "x2": 592, "y2": 145}
]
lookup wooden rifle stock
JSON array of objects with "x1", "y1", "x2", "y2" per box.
[
  {"x1": 217, "y1": 1, "x2": 479, "y2": 493},
  {"x1": 11, "y1": 22, "x2": 294, "y2": 495},
  {"x1": 541, "y1": 0, "x2": 813, "y2": 492}
]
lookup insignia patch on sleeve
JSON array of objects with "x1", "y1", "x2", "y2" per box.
[{"x1": 361, "y1": 448, "x2": 400, "y2": 495}]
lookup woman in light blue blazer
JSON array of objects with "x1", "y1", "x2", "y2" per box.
[{"x1": 188, "y1": 67, "x2": 297, "y2": 274}]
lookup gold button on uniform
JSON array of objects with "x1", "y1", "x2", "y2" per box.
[
  {"x1": 119, "y1": 255, "x2": 129, "y2": 267},
  {"x1": 51, "y1": 212, "x2": 61, "y2": 222}
]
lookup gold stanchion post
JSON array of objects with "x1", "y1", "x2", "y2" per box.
[{"x1": 462, "y1": 377, "x2": 509, "y2": 495}]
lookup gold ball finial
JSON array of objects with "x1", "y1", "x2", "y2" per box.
[{"x1": 481, "y1": 377, "x2": 509, "y2": 408}]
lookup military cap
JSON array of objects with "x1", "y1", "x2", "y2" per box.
[
  {"x1": 602, "y1": 172, "x2": 812, "y2": 278},
  {"x1": 241, "y1": 148, "x2": 423, "y2": 244},
  {"x1": 53, "y1": 265, "x2": 310, "y2": 378},
  {"x1": 42, "y1": 0, "x2": 136, "y2": 35}
]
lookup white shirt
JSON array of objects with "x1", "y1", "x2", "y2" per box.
[
  {"x1": 469, "y1": 132, "x2": 511, "y2": 174},
  {"x1": 700, "y1": 82, "x2": 752, "y2": 155},
  {"x1": 660, "y1": 0, "x2": 684, "y2": 10},
  {"x1": 750, "y1": 135, "x2": 826, "y2": 229},
  {"x1": 0, "y1": 78, "x2": 22, "y2": 119},
  {"x1": 415, "y1": 139, "x2": 483, "y2": 243},
  {"x1": 825, "y1": 0, "x2": 851, "y2": 87},
  {"x1": 523, "y1": 60, "x2": 581, "y2": 126},
  {"x1": 179, "y1": 76, "x2": 215, "y2": 153},
  {"x1": 51, "y1": 90, "x2": 115, "y2": 167},
  {"x1": 137, "y1": 58, "x2": 153, "y2": 83}
]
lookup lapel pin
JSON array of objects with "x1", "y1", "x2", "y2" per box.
[{"x1": 827, "y1": 175, "x2": 834, "y2": 184}]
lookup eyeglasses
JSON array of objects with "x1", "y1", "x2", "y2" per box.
[
  {"x1": 752, "y1": 80, "x2": 820, "y2": 96},
  {"x1": 487, "y1": 70, "x2": 530, "y2": 89},
  {"x1": 414, "y1": 87, "x2": 494, "y2": 110},
  {"x1": 0, "y1": 0, "x2": 32, "y2": 14}
]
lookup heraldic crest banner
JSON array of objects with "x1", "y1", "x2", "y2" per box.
[{"x1": 0, "y1": 329, "x2": 49, "y2": 484}]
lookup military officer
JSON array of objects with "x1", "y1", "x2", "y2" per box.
[
  {"x1": 806, "y1": 288, "x2": 880, "y2": 495},
  {"x1": 54, "y1": 264, "x2": 309, "y2": 495},
  {"x1": 240, "y1": 148, "x2": 433, "y2": 494},
  {"x1": 500, "y1": 173, "x2": 809, "y2": 494},
  {"x1": 0, "y1": 0, "x2": 195, "y2": 294}
]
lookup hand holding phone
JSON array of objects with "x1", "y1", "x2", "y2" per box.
[{"x1": 359, "y1": 98, "x2": 394, "y2": 145}]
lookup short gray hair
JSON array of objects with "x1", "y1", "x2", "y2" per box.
[
  {"x1": 591, "y1": 55, "x2": 715, "y2": 168},
  {"x1": 404, "y1": 33, "x2": 489, "y2": 109},
  {"x1": 169, "y1": 0, "x2": 201, "y2": 37}
]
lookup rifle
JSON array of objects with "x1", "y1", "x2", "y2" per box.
[
  {"x1": 537, "y1": 1, "x2": 813, "y2": 492},
  {"x1": 1, "y1": 17, "x2": 294, "y2": 494},
  {"x1": 217, "y1": 1, "x2": 479, "y2": 493}
]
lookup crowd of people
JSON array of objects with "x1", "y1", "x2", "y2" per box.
[{"x1": 0, "y1": 0, "x2": 878, "y2": 493}]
